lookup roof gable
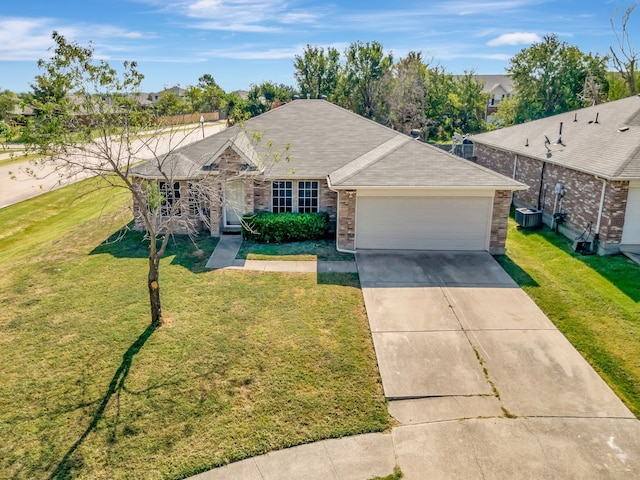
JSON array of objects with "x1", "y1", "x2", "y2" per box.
[{"x1": 203, "y1": 132, "x2": 262, "y2": 172}]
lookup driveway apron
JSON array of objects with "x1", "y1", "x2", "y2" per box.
[{"x1": 357, "y1": 250, "x2": 640, "y2": 478}]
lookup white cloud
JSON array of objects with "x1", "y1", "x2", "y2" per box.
[
  {"x1": 0, "y1": 17, "x2": 153, "y2": 62},
  {"x1": 0, "y1": 18, "x2": 56, "y2": 61},
  {"x1": 203, "y1": 44, "x2": 298, "y2": 60},
  {"x1": 177, "y1": 0, "x2": 323, "y2": 32},
  {"x1": 487, "y1": 32, "x2": 541, "y2": 46}
]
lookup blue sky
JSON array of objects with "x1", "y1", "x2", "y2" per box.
[{"x1": 0, "y1": 1, "x2": 637, "y2": 94}]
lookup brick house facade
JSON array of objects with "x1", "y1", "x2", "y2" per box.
[
  {"x1": 473, "y1": 143, "x2": 631, "y2": 253},
  {"x1": 131, "y1": 99, "x2": 524, "y2": 254}
]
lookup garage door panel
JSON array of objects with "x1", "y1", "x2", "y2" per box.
[
  {"x1": 356, "y1": 196, "x2": 491, "y2": 250},
  {"x1": 621, "y1": 185, "x2": 640, "y2": 245}
]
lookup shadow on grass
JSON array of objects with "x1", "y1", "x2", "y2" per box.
[
  {"x1": 90, "y1": 223, "x2": 218, "y2": 274},
  {"x1": 317, "y1": 272, "x2": 361, "y2": 287},
  {"x1": 237, "y1": 238, "x2": 354, "y2": 262},
  {"x1": 48, "y1": 324, "x2": 156, "y2": 480},
  {"x1": 494, "y1": 253, "x2": 539, "y2": 288},
  {"x1": 520, "y1": 224, "x2": 640, "y2": 302}
]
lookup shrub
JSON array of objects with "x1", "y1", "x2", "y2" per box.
[{"x1": 242, "y1": 211, "x2": 329, "y2": 243}]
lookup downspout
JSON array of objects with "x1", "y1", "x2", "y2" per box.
[
  {"x1": 511, "y1": 154, "x2": 518, "y2": 203},
  {"x1": 595, "y1": 176, "x2": 607, "y2": 241},
  {"x1": 537, "y1": 161, "x2": 547, "y2": 211},
  {"x1": 326, "y1": 176, "x2": 355, "y2": 254}
]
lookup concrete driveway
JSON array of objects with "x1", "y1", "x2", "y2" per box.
[{"x1": 357, "y1": 250, "x2": 640, "y2": 479}]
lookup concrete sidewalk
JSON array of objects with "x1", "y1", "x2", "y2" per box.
[
  {"x1": 205, "y1": 235, "x2": 358, "y2": 273},
  {"x1": 189, "y1": 433, "x2": 397, "y2": 480}
]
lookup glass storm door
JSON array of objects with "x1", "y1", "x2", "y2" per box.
[{"x1": 224, "y1": 180, "x2": 245, "y2": 226}]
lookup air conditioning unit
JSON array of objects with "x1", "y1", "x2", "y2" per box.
[{"x1": 515, "y1": 207, "x2": 542, "y2": 229}]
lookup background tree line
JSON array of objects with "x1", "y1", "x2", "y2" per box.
[{"x1": 2, "y1": 3, "x2": 638, "y2": 148}]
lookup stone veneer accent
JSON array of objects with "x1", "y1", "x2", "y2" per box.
[
  {"x1": 474, "y1": 143, "x2": 631, "y2": 253},
  {"x1": 337, "y1": 190, "x2": 357, "y2": 251},
  {"x1": 490, "y1": 190, "x2": 511, "y2": 255}
]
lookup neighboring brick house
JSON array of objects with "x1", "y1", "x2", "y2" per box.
[
  {"x1": 131, "y1": 99, "x2": 524, "y2": 254},
  {"x1": 471, "y1": 96, "x2": 640, "y2": 255}
]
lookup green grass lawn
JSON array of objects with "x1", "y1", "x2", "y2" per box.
[
  {"x1": 0, "y1": 181, "x2": 390, "y2": 479},
  {"x1": 237, "y1": 239, "x2": 355, "y2": 261},
  {"x1": 497, "y1": 218, "x2": 640, "y2": 416}
]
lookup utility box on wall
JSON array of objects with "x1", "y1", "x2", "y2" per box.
[{"x1": 515, "y1": 207, "x2": 543, "y2": 229}]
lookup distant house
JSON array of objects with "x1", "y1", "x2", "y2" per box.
[
  {"x1": 471, "y1": 96, "x2": 640, "y2": 255},
  {"x1": 230, "y1": 90, "x2": 249, "y2": 100},
  {"x1": 149, "y1": 86, "x2": 187, "y2": 104},
  {"x1": 130, "y1": 99, "x2": 524, "y2": 254},
  {"x1": 476, "y1": 75, "x2": 514, "y2": 107},
  {"x1": 457, "y1": 75, "x2": 514, "y2": 120}
]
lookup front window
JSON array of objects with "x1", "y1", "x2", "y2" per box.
[
  {"x1": 298, "y1": 181, "x2": 319, "y2": 213},
  {"x1": 272, "y1": 181, "x2": 293, "y2": 213},
  {"x1": 159, "y1": 181, "x2": 181, "y2": 216}
]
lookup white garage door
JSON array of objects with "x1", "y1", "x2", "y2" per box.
[
  {"x1": 621, "y1": 182, "x2": 640, "y2": 245},
  {"x1": 356, "y1": 196, "x2": 492, "y2": 250}
]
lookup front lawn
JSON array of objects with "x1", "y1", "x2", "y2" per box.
[
  {"x1": 0, "y1": 180, "x2": 390, "y2": 479},
  {"x1": 237, "y1": 238, "x2": 355, "y2": 262},
  {"x1": 497, "y1": 218, "x2": 640, "y2": 416}
]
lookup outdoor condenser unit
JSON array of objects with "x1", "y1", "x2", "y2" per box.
[{"x1": 515, "y1": 207, "x2": 543, "y2": 228}]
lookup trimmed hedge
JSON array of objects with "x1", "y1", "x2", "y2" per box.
[{"x1": 242, "y1": 211, "x2": 330, "y2": 243}]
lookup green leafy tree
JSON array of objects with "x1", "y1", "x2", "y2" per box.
[
  {"x1": 448, "y1": 71, "x2": 487, "y2": 134},
  {"x1": 185, "y1": 85, "x2": 205, "y2": 113},
  {"x1": 155, "y1": 91, "x2": 188, "y2": 116},
  {"x1": 247, "y1": 81, "x2": 294, "y2": 117},
  {"x1": 423, "y1": 66, "x2": 454, "y2": 141},
  {"x1": 26, "y1": 32, "x2": 208, "y2": 328},
  {"x1": 196, "y1": 74, "x2": 227, "y2": 112},
  {"x1": 337, "y1": 41, "x2": 393, "y2": 120},
  {"x1": 492, "y1": 96, "x2": 519, "y2": 127},
  {"x1": 293, "y1": 45, "x2": 341, "y2": 100},
  {"x1": 0, "y1": 89, "x2": 18, "y2": 121},
  {"x1": 384, "y1": 52, "x2": 429, "y2": 135},
  {"x1": 507, "y1": 34, "x2": 608, "y2": 123},
  {"x1": 224, "y1": 91, "x2": 250, "y2": 126},
  {"x1": 607, "y1": 72, "x2": 631, "y2": 100}
]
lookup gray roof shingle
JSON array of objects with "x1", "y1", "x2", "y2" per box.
[
  {"x1": 471, "y1": 95, "x2": 640, "y2": 180},
  {"x1": 132, "y1": 100, "x2": 524, "y2": 190}
]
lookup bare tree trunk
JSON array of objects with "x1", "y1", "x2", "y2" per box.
[{"x1": 148, "y1": 255, "x2": 163, "y2": 328}]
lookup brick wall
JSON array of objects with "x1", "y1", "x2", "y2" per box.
[
  {"x1": 337, "y1": 191, "x2": 356, "y2": 251},
  {"x1": 474, "y1": 142, "x2": 631, "y2": 250},
  {"x1": 600, "y1": 181, "x2": 629, "y2": 246},
  {"x1": 490, "y1": 190, "x2": 511, "y2": 254}
]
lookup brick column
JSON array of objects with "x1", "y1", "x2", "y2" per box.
[
  {"x1": 490, "y1": 190, "x2": 511, "y2": 255},
  {"x1": 337, "y1": 190, "x2": 357, "y2": 252}
]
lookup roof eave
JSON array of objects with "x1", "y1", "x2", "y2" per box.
[{"x1": 329, "y1": 183, "x2": 527, "y2": 191}]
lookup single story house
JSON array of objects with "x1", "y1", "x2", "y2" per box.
[
  {"x1": 471, "y1": 95, "x2": 640, "y2": 255},
  {"x1": 131, "y1": 99, "x2": 525, "y2": 254}
]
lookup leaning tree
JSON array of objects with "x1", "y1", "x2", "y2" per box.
[{"x1": 26, "y1": 32, "x2": 216, "y2": 328}]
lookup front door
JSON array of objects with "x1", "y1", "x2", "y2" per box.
[{"x1": 224, "y1": 180, "x2": 245, "y2": 226}]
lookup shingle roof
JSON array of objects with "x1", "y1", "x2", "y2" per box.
[
  {"x1": 131, "y1": 100, "x2": 524, "y2": 190},
  {"x1": 471, "y1": 95, "x2": 640, "y2": 180}
]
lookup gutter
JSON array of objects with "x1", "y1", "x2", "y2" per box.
[{"x1": 472, "y1": 141, "x2": 630, "y2": 181}]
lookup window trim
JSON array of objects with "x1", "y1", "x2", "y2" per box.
[
  {"x1": 272, "y1": 180, "x2": 293, "y2": 213},
  {"x1": 298, "y1": 181, "x2": 319, "y2": 213},
  {"x1": 158, "y1": 181, "x2": 181, "y2": 217}
]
